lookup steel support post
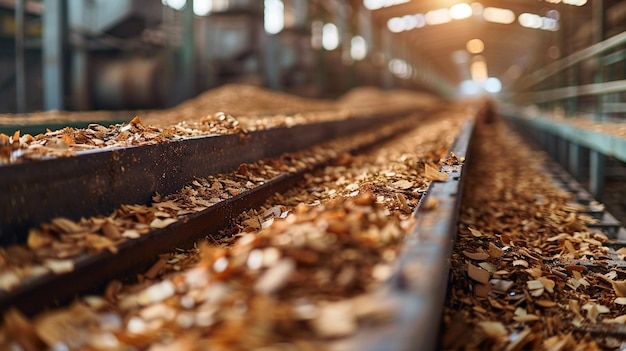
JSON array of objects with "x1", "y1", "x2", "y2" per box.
[
  {"x1": 15, "y1": 0, "x2": 26, "y2": 113},
  {"x1": 382, "y1": 29, "x2": 393, "y2": 90},
  {"x1": 589, "y1": 151, "x2": 605, "y2": 198},
  {"x1": 264, "y1": 34, "x2": 281, "y2": 90},
  {"x1": 568, "y1": 142, "x2": 583, "y2": 181},
  {"x1": 179, "y1": 1, "x2": 195, "y2": 103},
  {"x1": 557, "y1": 136, "x2": 568, "y2": 167},
  {"x1": 42, "y1": 0, "x2": 66, "y2": 110},
  {"x1": 71, "y1": 36, "x2": 89, "y2": 110},
  {"x1": 592, "y1": 0, "x2": 605, "y2": 122}
]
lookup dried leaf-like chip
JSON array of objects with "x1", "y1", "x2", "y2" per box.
[
  {"x1": 536, "y1": 299, "x2": 557, "y2": 308},
  {"x1": 513, "y1": 260, "x2": 529, "y2": 268},
  {"x1": 51, "y1": 217, "x2": 84, "y2": 233},
  {"x1": 479, "y1": 262, "x2": 497, "y2": 273},
  {"x1": 612, "y1": 280, "x2": 626, "y2": 297},
  {"x1": 463, "y1": 250, "x2": 489, "y2": 261},
  {"x1": 527, "y1": 280, "x2": 544, "y2": 290},
  {"x1": 150, "y1": 218, "x2": 177, "y2": 229},
  {"x1": 391, "y1": 179, "x2": 413, "y2": 190},
  {"x1": 538, "y1": 277, "x2": 555, "y2": 294},
  {"x1": 27, "y1": 229, "x2": 52, "y2": 249},
  {"x1": 424, "y1": 163, "x2": 449, "y2": 181},
  {"x1": 488, "y1": 242, "x2": 503, "y2": 258},
  {"x1": 468, "y1": 262, "x2": 490, "y2": 284},
  {"x1": 468, "y1": 227, "x2": 482, "y2": 237},
  {"x1": 44, "y1": 259, "x2": 74, "y2": 274},
  {"x1": 614, "y1": 297, "x2": 626, "y2": 305},
  {"x1": 478, "y1": 321, "x2": 507, "y2": 338},
  {"x1": 513, "y1": 314, "x2": 540, "y2": 322}
]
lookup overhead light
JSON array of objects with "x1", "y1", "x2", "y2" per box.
[
  {"x1": 483, "y1": 7, "x2": 515, "y2": 24},
  {"x1": 450, "y1": 3, "x2": 473, "y2": 20},
  {"x1": 518, "y1": 13, "x2": 542, "y2": 29},
  {"x1": 470, "y1": 56, "x2": 488, "y2": 82},
  {"x1": 459, "y1": 80, "x2": 482, "y2": 95},
  {"x1": 322, "y1": 23, "x2": 340, "y2": 51},
  {"x1": 363, "y1": 0, "x2": 410, "y2": 10},
  {"x1": 519, "y1": 13, "x2": 559, "y2": 31},
  {"x1": 483, "y1": 77, "x2": 502, "y2": 93},
  {"x1": 562, "y1": 0, "x2": 587, "y2": 5},
  {"x1": 163, "y1": 0, "x2": 187, "y2": 11},
  {"x1": 351, "y1": 36, "x2": 368, "y2": 61},
  {"x1": 264, "y1": 0, "x2": 285, "y2": 35},
  {"x1": 466, "y1": 39, "x2": 484, "y2": 54},
  {"x1": 425, "y1": 8, "x2": 451, "y2": 25},
  {"x1": 387, "y1": 17, "x2": 405, "y2": 33}
]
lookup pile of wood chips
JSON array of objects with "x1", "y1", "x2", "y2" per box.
[
  {"x1": 442, "y1": 120, "x2": 626, "y2": 350},
  {"x1": 1, "y1": 108, "x2": 470, "y2": 350},
  {"x1": 0, "y1": 85, "x2": 438, "y2": 164}
]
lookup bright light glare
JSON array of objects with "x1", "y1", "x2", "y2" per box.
[
  {"x1": 388, "y1": 59, "x2": 411, "y2": 79},
  {"x1": 563, "y1": 0, "x2": 587, "y2": 5},
  {"x1": 483, "y1": 7, "x2": 515, "y2": 24},
  {"x1": 425, "y1": 8, "x2": 451, "y2": 25},
  {"x1": 264, "y1": 0, "x2": 284, "y2": 35},
  {"x1": 466, "y1": 39, "x2": 484, "y2": 54},
  {"x1": 483, "y1": 77, "x2": 502, "y2": 93},
  {"x1": 163, "y1": 0, "x2": 186, "y2": 10},
  {"x1": 322, "y1": 23, "x2": 340, "y2": 51},
  {"x1": 450, "y1": 3, "x2": 472, "y2": 20},
  {"x1": 193, "y1": 0, "x2": 212, "y2": 16},
  {"x1": 470, "y1": 56, "x2": 488, "y2": 82},
  {"x1": 459, "y1": 80, "x2": 481, "y2": 95},
  {"x1": 364, "y1": 0, "x2": 410, "y2": 10},
  {"x1": 518, "y1": 13, "x2": 542, "y2": 28},
  {"x1": 351, "y1": 36, "x2": 368, "y2": 61},
  {"x1": 387, "y1": 17, "x2": 405, "y2": 33}
]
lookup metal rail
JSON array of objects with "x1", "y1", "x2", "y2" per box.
[
  {"x1": 516, "y1": 30, "x2": 626, "y2": 90},
  {"x1": 0, "y1": 109, "x2": 427, "y2": 316},
  {"x1": 347, "y1": 119, "x2": 475, "y2": 351}
]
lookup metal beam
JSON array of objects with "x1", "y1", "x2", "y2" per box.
[
  {"x1": 15, "y1": 0, "x2": 26, "y2": 113},
  {"x1": 516, "y1": 79, "x2": 626, "y2": 103},
  {"x1": 504, "y1": 114, "x2": 626, "y2": 164},
  {"x1": 42, "y1": 0, "x2": 66, "y2": 110},
  {"x1": 516, "y1": 31, "x2": 626, "y2": 90}
]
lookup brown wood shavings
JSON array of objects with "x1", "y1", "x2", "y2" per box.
[
  {"x1": 0, "y1": 107, "x2": 472, "y2": 350},
  {"x1": 442, "y1": 120, "x2": 622, "y2": 350}
]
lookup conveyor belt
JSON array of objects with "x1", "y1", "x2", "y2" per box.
[
  {"x1": 0, "y1": 108, "x2": 439, "y2": 316},
  {"x1": 0, "y1": 105, "x2": 480, "y2": 350}
]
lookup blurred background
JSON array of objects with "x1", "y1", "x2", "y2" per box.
[{"x1": 1, "y1": 0, "x2": 622, "y2": 115}]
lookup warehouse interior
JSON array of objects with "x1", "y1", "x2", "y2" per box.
[{"x1": 1, "y1": 0, "x2": 626, "y2": 350}]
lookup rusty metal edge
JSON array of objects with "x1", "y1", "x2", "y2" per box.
[
  {"x1": 0, "y1": 109, "x2": 420, "y2": 245},
  {"x1": 0, "y1": 111, "x2": 426, "y2": 317},
  {"x1": 344, "y1": 119, "x2": 475, "y2": 351}
]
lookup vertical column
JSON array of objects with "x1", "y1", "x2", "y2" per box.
[
  {"x1": 264, "y1": 35, "x2": 281, "y2": 90},
  {"x1": 42, "y1": 0, "x2": 66, "y2": 110},
  {"x1": 15, "y1": 0, "x2": 26, "y2": 113},
  {"x1": 337, "y1": 1, "x2": 351, "y2": 92},
  {"x1": 72, "y1": 37, "x2": 89, "y2": 110},
  {"x1": 179, "y1": 1, "x2": 195, "y2": 102},
  {"x1": 590, "y1": 151, "x2": 605, "y2": 198},
  {"x1": 590, "y1": 0, "x2": 605, "y2": 198},
  {"x1": 568, "y1": 142, "x2": 582, "y2": 181},
  {"x1": 382, "y1": 29, "x2": 393, "y2": 90}
]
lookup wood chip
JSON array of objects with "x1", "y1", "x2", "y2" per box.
[
  {"x1": 424, "y1": 163, "x2": 449, "y2": 182},
  {"x1": 468, "y1": 262, "x2": 490, "y2": 284}
]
